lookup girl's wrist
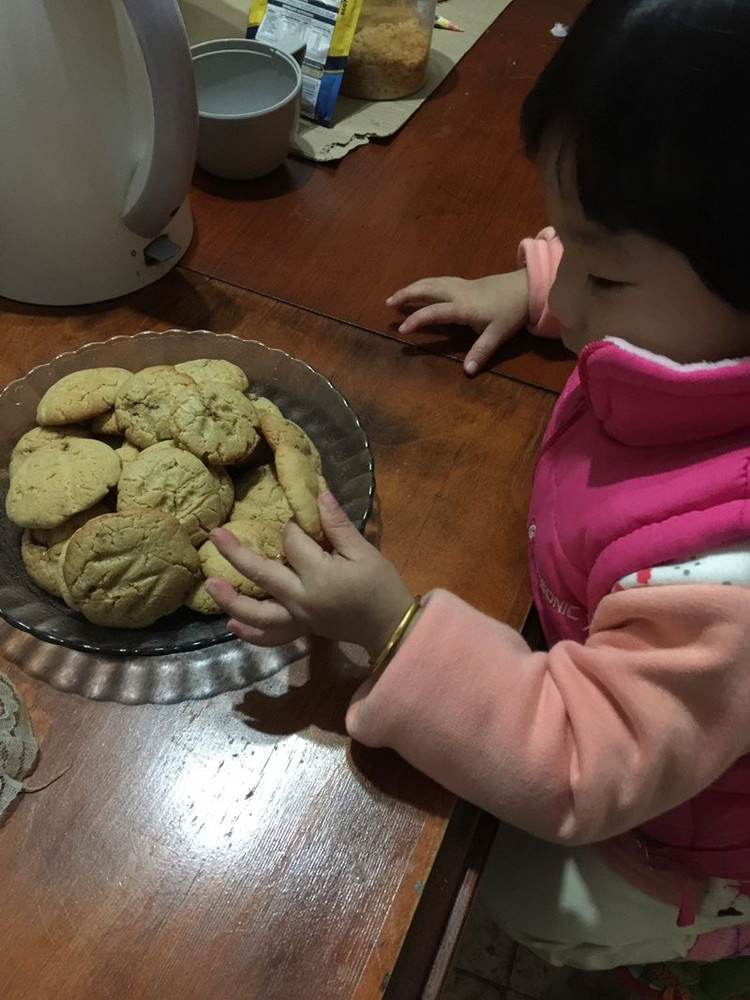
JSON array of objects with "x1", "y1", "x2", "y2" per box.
[
  {"x1": 362, "y1": 585, "x2": 418, "y2": 660},
  {"x1": 367, "y1": 594, "x2": 423, "y2": 673}
]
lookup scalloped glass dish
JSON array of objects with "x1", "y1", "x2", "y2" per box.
[{"x1": 0, "y1": 330, "x2": 374, "y2": 670}]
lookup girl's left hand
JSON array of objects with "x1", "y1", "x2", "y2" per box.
[{"x1": 205, "y1": 490, "x2": 415, "y2": 657}]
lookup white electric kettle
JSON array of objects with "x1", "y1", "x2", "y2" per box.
[{"x1": 0, "y1": 0, "x2": 198, "y2": 306}]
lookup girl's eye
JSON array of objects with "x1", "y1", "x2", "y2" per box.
[{"x1": 588, "y1": 275, "x2": 627, "y2": 291}]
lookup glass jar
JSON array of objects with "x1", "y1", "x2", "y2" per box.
[{"x1": 341, "y1": 0, "x2": 436, "y2": 101}]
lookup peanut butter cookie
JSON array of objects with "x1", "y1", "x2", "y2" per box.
[
  {"x1": 175, "y1": 358, "x2": 249, "y2": 392},
  {"x1": 114, "y1": 365, "x2": 196, "y2": 449},
  {"x1": 36, "y1": 367, "x2": 132, "y2": 425},
  {"x1": 60, "y1": 509, "x2": 199, "y2": 628},
  {"x1": 169, "y1": 382, "x2": 260, "y2": 466},
  {"x1": 6, "y1": 438, "x2": 121, "y2": 529},
  {"x1": 116, "y1": 441, "x2": 226, "y2": 545}
]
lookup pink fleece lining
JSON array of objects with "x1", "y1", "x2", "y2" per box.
[
  {"x1": 517, "y1": 227, "x2": 564, "y2": 338},
  {"x1": 346, "y1": 585, "x2": 750, "y2": 847}
]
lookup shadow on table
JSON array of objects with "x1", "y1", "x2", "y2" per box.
[
  {"x1": 0, "y1": 269, "x2": 247, "y2": 335},
  {"x1": 191, "y1": 155, "x2": 318, "y2": 201},
  {"x1": 393, "y1": 323, "x2": 572, "y2": 370}
]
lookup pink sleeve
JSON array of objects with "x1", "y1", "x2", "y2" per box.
[
  {"x1": 517, "y1": 226, "x2": 564, "y2": 338},
  {"x1": 346, "y1": 585, "x2": 750, "y2": 845}
]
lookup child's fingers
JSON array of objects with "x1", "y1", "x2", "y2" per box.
[
  {"x1": 317, "y1": 491, "x2": 371, "y2": 558},
  {"x1": 464, "y1": 320, "x2": 521, "y2": 376},
  {"x1": 282, "y1": 520, "x2": 325, "y2": 573},
  {"x1": 204, "y1": 577, "x2": 296, "y2": 629},
  {"x1": 386, "y1": 277, "x2": 456, "y2": 310},
  {"x1": 210, "y1": 526, "x2": 300, "y2": 599},
  {"x1": 397, "y1": 300, "x2": 464, "y2": 334},
  {"x1": 227, "y1": 618, "x2": 307, "y2": 647}
]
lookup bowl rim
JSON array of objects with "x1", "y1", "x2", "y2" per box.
[{"x1": 0, "y1": 329, "x2": 375, "y2": 657}]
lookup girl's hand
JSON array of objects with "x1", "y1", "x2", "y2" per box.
[
  {"x1": 205, "y1": 491, "x2": 415, "y2": 658},
  {"x1": 386, "y1": 270, "x2": 529, "y2": 376}
]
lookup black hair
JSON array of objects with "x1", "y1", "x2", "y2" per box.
[{"x1": 521, "y1": 0, "x2": 750, "y2": 311}]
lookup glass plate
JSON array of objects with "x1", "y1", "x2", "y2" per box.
[{"x1": 0, "y1": 330, "x2": 374, "y2": 683}]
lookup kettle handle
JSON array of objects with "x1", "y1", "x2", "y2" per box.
[{"x1": 120, "y1": 0, "x2": 198, "y2": 239}]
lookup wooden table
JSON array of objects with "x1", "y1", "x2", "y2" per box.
[{"x1": 0, "y1": 2, "x2": 581, "y2": 998}]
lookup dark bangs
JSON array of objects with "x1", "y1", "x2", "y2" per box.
[{"x1": 521, "y1": 0, "x2": 750, "y2": 311}]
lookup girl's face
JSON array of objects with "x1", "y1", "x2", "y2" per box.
[{"x1": 540, "y1": 152, "x2": 750, "y2": 363}]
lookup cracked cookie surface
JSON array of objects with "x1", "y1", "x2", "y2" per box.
[
  {"x1": 170, "y1": 382, "x2": 260, "y2": 466},
  {"x1": 61, "y1": 509, "x2": 199, "y2": 628},
  {"x1": 6, "y1": 438, "x2": 121, "y2": 529},
  {"x1": 175, "y1": 358, "x2": 249, "y2": 392},
  {"x1": 117, "y1": 440, "x2": 226, "y2": 545},
  {"x1": 36, "y1": 367, "x2": 132, "y2": 425},
  {"x1": 114, "y1": 365, "x2": 196, "y2": 448}
]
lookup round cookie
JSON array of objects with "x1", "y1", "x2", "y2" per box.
[
  {"x1": 274, "y1": 443, "x2": 323, "y2": 542},
  {"x1": 184, "y1": 579, "x2": 222, "y2": 616},
  {"x1": 55, "y1": 540, "x2": 79, "y2": 610},
  {"x1": 211, "y1": 465, "x2": 235, "y2": 521},
  {"x1": 90, "y1": 409, "x2": 121, "y2": 436},
  {"x1": 198, "y1": 519, "x2": 284, "y2": 599},
  {"x1": 22, "y1": 530, "x2": 64, "y2": 598},
  {"x1": 258, "y1": 405, "x2": 323, "y2": 474},
  {"x1": 9, "y1": 424, "x2": 91, "y2": 479},
  {"x1": 231, "y1": 464, "x2": 292, "y2": 528},
  {"x1": 60, "y1": 510, "x2": 199, "y2": 628},
  {"x1": 116, "y1": 441, "x2": 226, "y2": 545},
  {"x1": 115, "y1": 440, "x2": 140, "y2": 465},
  {"x1": 21, "y1": 503, "x2": 109, "y2": 597},
  {"x1": 6, "y1": 438, "x2": 121, "y2": 530},
  {"x1": 36, "y1": 368, "x2": 132, "y2": 426},
  {"x1": 114, "y1": 365, "x2": 196, "y2": 449},
  {"x1": 169, "y1": 382, "x2": 260, "y2": 466},
  {"x1": 175, "y1": 359, "x2": 249, "y2": 392}
]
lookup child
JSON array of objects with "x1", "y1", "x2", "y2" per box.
[{"x1": 205, "y1": 0, "x2": 750, "y2": 981}]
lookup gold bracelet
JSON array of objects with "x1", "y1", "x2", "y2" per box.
[{"x1": 369, "y1": 595, "x2": 423, "y2": 674}]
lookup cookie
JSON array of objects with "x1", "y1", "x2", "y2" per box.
[
  {"x1": 22, "y1": 530, "x2": 64, "y2": 597},
  {"x1": 169, "y1": 382, "x2": 260, "y2": 466},
  {"x1": 114, "y1": 365, "x2": 196, "y2": 449},
  {"x1": 198, "y1": 518, "x2": 284, "y2": 599},
  {"x1": 90, "y1": 409, "x2": 121, "y2": 436},
  {"x1": 175, "y1": 359, "x2": 249, "y2": 392},
  {"x1": 211, "y1": 465, "x2": 235, "y2": 521},
  {"x1": 36, "y1": 368, "x2": 132, "y2": 426},
  {"x1": 115, "y1": 441, "x2": 140, "y2": 465},
  {"x1": 9, "y1": 424, "x2": 91, "y2": 479},
  {"x1": 116, "y1": 440, "x2": 226, "y2": 545},
  {"x1": 55, "y1": 540, "x2": 79, "y2": 610},
  {"x1": 258, "y1": 404, "x2": 323, "y2": 474},
  {"x1": 230, "y1": 464, "x2": 292, "y2": 528},
  {"x1": 183, "y1": 579, "x2": 222, "y2": 616},
  {"x1": 6, "y1": 438, "x2": 121, "y2": 529},
  {"x1": 60, "y1": 509, "x2": 199, "y2": 628},
  {"x1": 274, "y1": 443, "x2": 323, "y2": 542},
  {"x1": 21, "y1": 503, "x2": 109, "y2": 597}
]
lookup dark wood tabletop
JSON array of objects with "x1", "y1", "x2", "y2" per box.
[
  {"x1": 0, "y1": 1, "x2": 584, "y2": 998},
  {"x1": 183, "y1": 0, "x2": 582, "y2": 395}
]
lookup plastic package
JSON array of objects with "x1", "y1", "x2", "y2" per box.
[{"x1": 340, "y1": 0, "x2": 435, "y2": 100}]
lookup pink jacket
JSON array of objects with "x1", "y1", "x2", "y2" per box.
[{"x1": 346, "y1": 230, "x2": 750, "y2": 918}]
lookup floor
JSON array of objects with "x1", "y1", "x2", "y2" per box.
[{"x1": 439, "y1": 891, "x2": 633, "y2": 1000}]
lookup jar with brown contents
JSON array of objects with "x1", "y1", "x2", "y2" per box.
[{"x1": 341, "y1": 0, "x2": 435, "y2": 101}]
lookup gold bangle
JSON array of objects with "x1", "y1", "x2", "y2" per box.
[{"x1": 369, "y1": 595, "x2": 423, "y2": 674}]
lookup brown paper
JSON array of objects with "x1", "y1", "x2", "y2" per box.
[{"x1": 292, "y1": 0, "x2": 517, "y2": 161}]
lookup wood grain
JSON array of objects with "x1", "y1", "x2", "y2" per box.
[
  {"x1": 181, "y1": 0, "x2": 584, "y2": 393},
  {"x1": 0, "y1": 272, "x2": 555, "y2": 1000}
]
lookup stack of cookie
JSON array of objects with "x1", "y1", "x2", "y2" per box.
[{"x1": 5, "y1": 359, "x2": 326, "y2": 630}]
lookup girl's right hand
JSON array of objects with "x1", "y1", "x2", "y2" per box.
[{"x1": 386, "y1": 269, "x2": 529, "y2": 376}]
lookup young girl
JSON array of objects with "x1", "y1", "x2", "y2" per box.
[{"x1": 205, "y1": 0, "x2": 750, "y2": 988}]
